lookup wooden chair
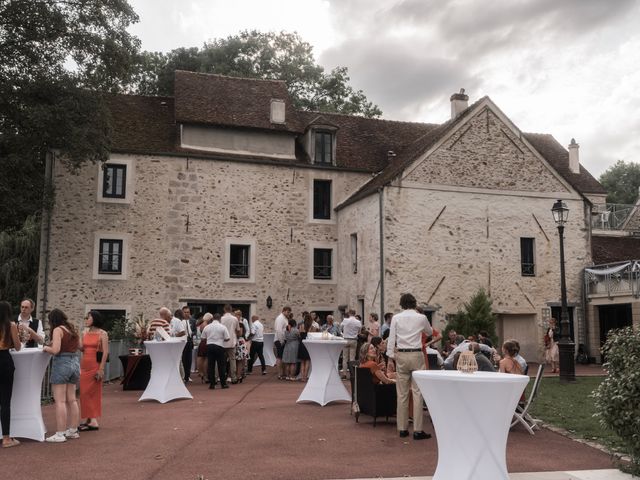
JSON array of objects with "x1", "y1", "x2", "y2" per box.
[
  {"x1": 353, "y1": 367, "x2": 396, "y2": 426},
  {"x1": 511, "y1": 364, "x2": 544, "y2": 434}
]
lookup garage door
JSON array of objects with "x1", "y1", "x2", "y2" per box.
[{"x1": 499, "y1": 314, "x2": 538, "y2": 364}]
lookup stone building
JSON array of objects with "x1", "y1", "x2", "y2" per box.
[{"x1": 37, "y1": 72, "x2": 606, "y2": 362}]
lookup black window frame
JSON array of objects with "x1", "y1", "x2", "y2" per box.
[
  {"x1": 102, "y1": 164, "x2": 127, "y2": 199},
  {"x1": 229, "y1": 244, "x2": 250, "y2": 279},
  {"x1": 313, "y1": 179, "x2": 332, "y2": 220},
  {"x1": 98, "y1": 239, "x2": 124, "y2": 274},
  {"x1": 314, "y1": 131, "x2": 333, "y2": 165},
  {"x1": 313, "y1": 248, "x2": 333, "y2": 280},
  {"x1": 520, "y1": 237, "x2": 535, "y2": 276}
]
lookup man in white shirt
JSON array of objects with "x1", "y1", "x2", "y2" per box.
[
  {"x1": 386, "y1": 293, "x2": 432, "y2": 440},
  {"x1": 169, "y1": 309, "x2": 186, "y2": 338},
  {"x1": 201, "y1": 313, "x2": 230, "y2": 389},
  {"x1": 220, "y1": 304, "x2": 240, "y2": 383},
  {"x1": 16, "y1": 298, "x2": 44, "y2": 347},
  {"x1": 179, "y1": 308, "x2": 194, "y2": 383},
  {"x1": 247, "y1": 315, "x2": 266, "y2": 375},
  {"x1": 340, "y1": 309, "x2": 362, "y2": 378},
  {"x1": 274, "y1": 306, "x2": 291, "y2": 379}
]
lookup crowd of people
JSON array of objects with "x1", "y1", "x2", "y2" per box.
[
  {"x1": 0, "y1": 299, "x2": 109, "y2": 446},
  {"x1": 0, "y1": 294, "x2": 539, "y2": 448}
]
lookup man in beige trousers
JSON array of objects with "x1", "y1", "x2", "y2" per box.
[{"x1": 386, "y1": 293, "x2": 432, "y2": 440}]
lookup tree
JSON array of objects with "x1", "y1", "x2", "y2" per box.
[
  {"x1": 443, "y1": 289, "x2": 498, "y2": 345},
  {"x1": 0, "y1": 0, "x2": 140, "y2": 308},
  {"x1": 131, "y1": 30, "x2": 382, "y2": 118},
  {"x1": 598, "y1": 160, "x2": 640, "y2": 205}
]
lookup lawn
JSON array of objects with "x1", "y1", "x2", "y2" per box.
[{"x1": 528, "y1": 376, "x2": 629, "y2": 456}]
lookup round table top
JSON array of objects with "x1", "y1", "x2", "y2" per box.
[
  {"x1": 9, "y1": 347, "x2": 49, "y2": 356},
  {"x1": 414, "y1": 370, "x2": 529, "y2": 384},
  {"x1": 303, "y1": 338, "x2": 347, "y2": 345},
  {"x1": 143, "y1": 339, "x2": 186, "y2": 344}
]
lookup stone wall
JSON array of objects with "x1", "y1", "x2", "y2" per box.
[
  {"x1": 38, "y1": 153, "x2": 370, "y2": 329},
  {"x1": 404, "y1": 108, "x2": 567, "y2": 192}
]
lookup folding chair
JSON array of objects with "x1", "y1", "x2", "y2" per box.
[{"x1": 511, "y1": 364, "x2": 544, "y2": 435}]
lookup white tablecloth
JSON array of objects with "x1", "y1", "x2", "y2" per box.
[
  {"x1": 139, "y1": 340, "x2": 193, "y2": 403},
  {"x1": 413, "y1": 370, "x2": 529, "y2": 480},
  {"x1": 10, "y1": 348, "x2": 51, "y2": 441},
  {"x1": 297, "y1": 339, "x2": 350, "y2": 406},
  {"x1": 252, "y1": 332, "x2": 276, "y2": 367}
]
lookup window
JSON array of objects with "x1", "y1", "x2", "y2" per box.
[
  {"x1": 229, "y1": 245, "x2": 250, "y2": 278},
  {"x1": 520, "y1": 238, "x2": 535, "y2": 276},
  {"x1": 99, "y1": 239, "x2": 123, "y2": 274},
  {"x1": 314, "y1": 131, "x2": 333, "y2": 164},
  {"x1": 313, "y1": 248, "x2": 333, "y2": 279},
  {"x1": 350, "y1": 233, "x2": 358, "y2": 273},
  {"x1": 313, "y1": 179, "x2": 332, "y2": 220},
  {"x1": 102, "y1": 164, "x2": 127, "y2": 199}
]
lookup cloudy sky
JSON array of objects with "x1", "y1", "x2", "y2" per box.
[{"x1": 128, "y1": 0, "x2": 640, "y2": 177}]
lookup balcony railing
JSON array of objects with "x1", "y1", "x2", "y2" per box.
[
  {"x1": 591, "y1": 203, "x2": 636, "y2": 231},
  {"x1": 584, "y1": 261, "x2": 640, "y2": 299}
]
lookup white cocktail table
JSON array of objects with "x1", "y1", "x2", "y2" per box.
[
  {"x1": 10, "y1": 348, "x2": 51, "y2": 441},
  {"x1": 413, "y1": 370, "x2": 529, "y2": 480},
  {"x1": 297, "y1": 339, "x2": 349, "y2": 406},
  {"x1": 140, "y1": 340, "x2": 193, "y2": 403},
  {"x1": 252, "y1": 332, "x2": 276, "y2": 367}
]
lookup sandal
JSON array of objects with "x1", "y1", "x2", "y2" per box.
[
  {"x1": 78, "y1": 424, "x2": 100, "y2": 431},
  {"x1": 2, "y1": 438, "x2": 20, "y2": 448}
]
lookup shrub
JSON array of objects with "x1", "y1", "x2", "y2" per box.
[{"x1": 592, "y1": 326, "x2": 640, "y2": 474}]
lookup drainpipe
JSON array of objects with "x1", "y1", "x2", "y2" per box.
[
  {"x1": 39, "y1": 150, "x2": 55, "y2": 323},
  {"x1": 378, "y1": 187, "x2": 385, "y2": 319}
]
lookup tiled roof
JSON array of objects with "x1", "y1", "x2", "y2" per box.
[
  {"x1": 297, "y1": 110, "x2": 437, "y2": 172},
  {"x1": 523, "y1": 133, "x2": 606, "y2": 195},
  {"x1": 106, "y1": 94, "x2": 178, "y2": 154},
  {"x1": 592, "y1": 235, "x2": 640, "y2": 264},
  {"x1": 174, "y1": 70, "x2": 305, "y2": 133},
  {"x1": 104, "y1": 74, "x2": 605, "y2": 203}
]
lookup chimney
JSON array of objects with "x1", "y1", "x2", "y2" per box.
[
  {"x1": 450, "y1": 88, "x2": 469, "y2": 119},
  {"x1": 270, "y1": 99, "x2": 285, "y2": 124},
  {"x1": 568, "y1": 138, "x2": 580, "y2": 174}
]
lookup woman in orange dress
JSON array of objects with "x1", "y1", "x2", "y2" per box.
[{"x1": 79, "y1": 310, "x2": 108, "y2": 431}]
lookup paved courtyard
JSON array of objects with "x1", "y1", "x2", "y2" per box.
[{"x1": 6, "y1": 364, "x2": 625, "y2": 480}]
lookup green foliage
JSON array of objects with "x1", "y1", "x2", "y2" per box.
[
  {"x1": 592, "y1": 327, "x2": 640, "y2": 474},
  {"x1": 598, "y1": 160, "x2": 640, "y2": 205},
  {"x1": 0, "y1": 0, "x2": 141, "y2": 228},
  {"x1": 131, "y1": 30, "x2": 382, "y2": 118},
  {"x1": 0, "y1": 215, "x2": 40, "y2": 310},
  {"x1": 443, "y1": 289, "x2": 498, "y2": 344},
  {"x1": 0, "y1": 0, "x2": 140, "y2": 299}
]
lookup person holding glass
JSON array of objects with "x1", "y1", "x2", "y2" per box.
[
  {"x1": 42, "y1": 308, "x2": 81, "y2": 443},
  {"x1": 78, "y1": 310, "x2": 108, "y2": 431},
  {"x1": 0, "y1": 301, "x2": 21, "y2": 448}
]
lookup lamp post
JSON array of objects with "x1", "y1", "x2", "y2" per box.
[{"x1": 551, "y1": 199, "x2": 576, "y2": 383}]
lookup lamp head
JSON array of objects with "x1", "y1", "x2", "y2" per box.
[{"x1": 551, "y1": 199, "x2": 569, "y2": 226}]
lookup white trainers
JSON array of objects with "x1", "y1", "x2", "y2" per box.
[
  {"x1": 45, "y1": 432, "x2": 67, "y2": 443},
  {"x1": 64, "y1": 428, "x2": 79, "y2": 439}
]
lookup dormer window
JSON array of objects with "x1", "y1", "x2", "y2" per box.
[{"x1": 314, "y1": 131, "x2": 333, "y2": 165}]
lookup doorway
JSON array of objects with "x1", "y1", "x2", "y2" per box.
[
  {"x1": 186, "y1": 302, "x2": 251, "y2": 321},
  {"x1": 598, "y1": 303, "x2": 632, "y2": 348},
  {"x1": 550, "y1": 306, "x2": 575, "y2": 340}
]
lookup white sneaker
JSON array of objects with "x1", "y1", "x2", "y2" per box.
[
  {"x1": 46, "y1": 432, "x2": 67, "y2": 443},
  {"x1": 64, "y1": 428, "x2": 79, "y2": 439}
]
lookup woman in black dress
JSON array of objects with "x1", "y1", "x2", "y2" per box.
[{"x1": 297, "y1": 313, "x2": 317, "y2": 381}]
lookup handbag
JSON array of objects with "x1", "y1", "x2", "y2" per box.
[{"x1": 96, "y1": 334, "x2": 108, "y2": 363}]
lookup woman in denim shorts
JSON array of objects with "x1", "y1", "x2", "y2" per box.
[{"x1": 43, "y1": 309, "x2": 81, "y2": 443}]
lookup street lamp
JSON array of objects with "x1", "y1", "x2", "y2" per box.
[{"x1": 551, "y1": 199, "x2": 576, "y2": 383}]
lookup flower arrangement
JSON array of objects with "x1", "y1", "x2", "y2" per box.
[{"x1": 127, "y1": 313, "x2": 150, "y2": 346}]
